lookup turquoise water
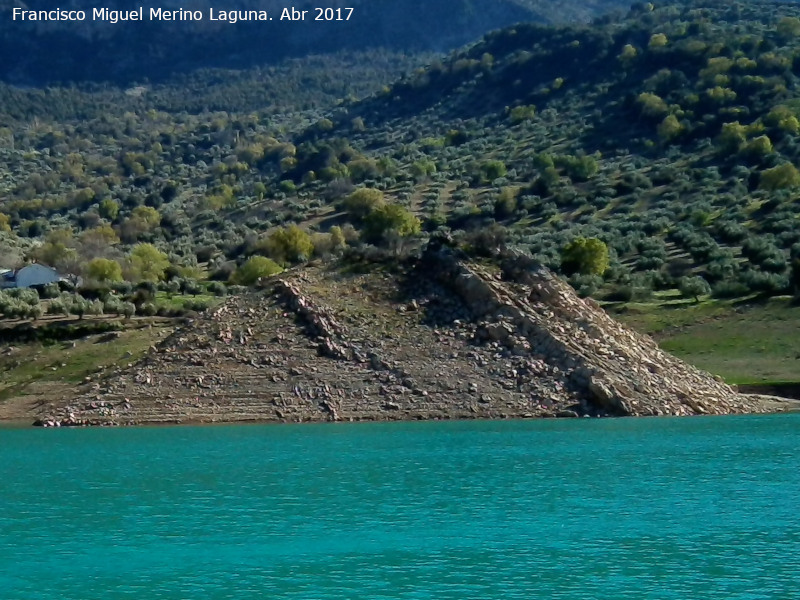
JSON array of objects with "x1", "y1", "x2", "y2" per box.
[{"x1": 1, "y1": 415, "x2": 799, "y2": 599}]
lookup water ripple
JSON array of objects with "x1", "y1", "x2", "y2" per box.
[{"x1": 1, "y1": 415, "x2": 799, "y2": 599}]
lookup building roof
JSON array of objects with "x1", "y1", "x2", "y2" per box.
[{"x1": 1, "y1": 264, "x2": 62, "y2": 284}]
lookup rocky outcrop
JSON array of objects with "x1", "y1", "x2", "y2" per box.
[
  {"x1": 39, "y1": 246, "x2": 777, "y2": 426},
  {"x1": 424, "y1": 247, "x2": 749, "y2": 417},
  {"x1": 275, "y1": 280, "x2": 354, "y2": 362}
]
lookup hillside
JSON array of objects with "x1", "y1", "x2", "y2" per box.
[
  {"x1": 291, "y1": 0, "x2": 800, "y2": 302},
  {"x1": 0, "y1": 0, "x2": 629, "y2": 84},
  {"x1": 5, "y1": 0, "x2": 800, "y2": 411},
  {"x1": 14, "y1": 244, "x2": 790, "y2": 427},
  {"x1": 4, "y1": 1, "x2": 800, "y2": 301}
]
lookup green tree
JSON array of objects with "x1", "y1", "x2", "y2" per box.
[
  {"x1": 700, "y1": 57, "x2": 734, "y2": 80},
  {"x1": 263, "y1": 225, "x2": 314, "y2": 264},
  {"x1": 30, "y1": 229, "x2": 79, "y2": 273},
  {"x1": 279, "y1": 180, "x2": 296, "y2": 194},
  {"x1": 344, "y1": 188, "x2": 385, "y2": 220},
  {"x1": 128, "y1": 244, "x2": 170, "y2": 282},
  {"x1": 637, "y1": 93, "x2": 669, "y2": 118},
  {"x1": 121, "y1": 206, "x2": 162, "y2": 242},
  {"x1": 533, "y1": 153, "x2": 555, "y2": 170},
  {"x1": 98, "y1": 199, "x2": 120, "y2": 221},
  {"x1": 777, "y1": 16, "x2": 800, "y2": 39},
  {"x1": 706, "y1": 86, "x2": 737, "y2": 103},
  {"x1": 509, "y1": 105, "x2": 536, "y2": 124},
  {"x1": 480, "y1": 160, "x2": 507, "y2": 182},
  {"x1": 131, "y1": 206, "x2": 162, "y2": 229},
  {"x1": 329, "y1": 226, "x2": 346, "y2": 250},
  {"x1": 760, "y1": 163, "x2": 800, "y2": 190},
  {"x1": 743, "y1": 135, "x2": 773, "y2": 158},
  {"x1": 719, "y1": 121, "x2": 747, "y2": 153},
  {"x1": 618, "y1": 44, "x2": 638, "y2": 63},
  {"x1": 231, "y1": 256, "x2": 283, "y2": 286},
  {"x1": 679, "y1": 276, "x2": 711, "y2": 302},
  {"x1": 562, "y1": 155, "x2": 599, "y2": 181},
  {"x1": 410, "y1": 159, "x2": 437, "y2": 181},
  {"x1": 315, "y1": 118, "x2": 334, "y2": 133},
  {"x1": 73, "y1": 187, "x2": 95, "y2": 207},
  {"x1": 80, "y1": 225, "x2": 120, "y2": 259},
  {"x1": 561, "y1": 237, "x2": 609, "y2": 276},
  {"x1": 363, "y1": 204, "x2": 421, "y2": 243},
  {"x1": 765, "y1": 106, "x2": 800, "y2": 134},
  {"x1": 87, "y1": 258, "x2": 123, "y2": 283},
  {"x1": 0, "y1": 212, "x2": 10, "y2": 233},
  {"x1": 658, "y1": 115, "x2": 684, "y2": 142},
  {"x1": 253, "y1": 182, "x2": 268, "y2": 199},
  {"x1": 494, "y1": 187, "x2": 518, "y2": 218},
  {"x1": 648, "y1": 33, "x2": 668, "y2": 49},
  {"x1": 347, "y1": 158, "x2": 380, "y2": 182}
]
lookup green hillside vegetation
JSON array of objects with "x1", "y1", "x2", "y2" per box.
[{"x1": 3, "y1": 0, "x2": 800, "y2": 386}]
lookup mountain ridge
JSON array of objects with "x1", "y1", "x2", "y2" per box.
[{"x1": 0, "y1": 0, "x2": 631, "y2": 84}]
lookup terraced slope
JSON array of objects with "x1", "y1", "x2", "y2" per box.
[{"x1": 38, "y1": 248, "x2": 787, "y2": 426}]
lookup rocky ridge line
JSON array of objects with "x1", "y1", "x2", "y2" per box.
[{"x1": 425, "y1": 247, "x2": 750, "y2": 417}]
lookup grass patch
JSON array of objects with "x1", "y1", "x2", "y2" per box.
[
  {"x1": 155, "y1": 292, "x2": 218, "y2": 311},
  {"x1": 610, "y1": 298, "x2": 731, "y2": 334},
  {"x1": 616, "y1": 297, "x2": 800, "y2": 385},
  {"x1": 0, "y1": 323, "x2": 174, "y2": 402}
]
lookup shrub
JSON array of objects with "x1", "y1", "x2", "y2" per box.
[
  {"x1": 712, "y1": 280, "x2": 750, "y2": 299},
  {"x1": 637, "y1": 92, "x2": 668, "y2": 118},
  {"x1": 87, "y1": 258, "x2": 123, "y2": 283},
  {"x1": 230, "y1": 256, "x2": 283, "y2": 286},
  {"x1": 208, "y1": 282, "x2": 227, "y2": 297},
  {"x1": 509, "y1": 105, "x2": 536, "y2": 124},
  {"x1": 344, "y1": 188, "x2": 385, "y2": 220},
  {"x1": 760, "y1": 163, "x2": 800, "y2": 190},
  {"x1": 363, "y1": 204, "x2": 421, "y2": 243},
  {"x1": 139, "y1": 302, "x2": 158, "y2": 317},
  {"x1": 569, "y1": 273, "x2": 603, "y2": 298},
  {"x1": 261, "y1": 225, "x2": 314, "y2": 264},
  {"x1": 561, "y1": 237, "x2": 609, "y2": 276}
]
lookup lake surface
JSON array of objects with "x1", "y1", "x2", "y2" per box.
[{"x1": 1, "y1": 415, "x2": 799, "y2": 599}]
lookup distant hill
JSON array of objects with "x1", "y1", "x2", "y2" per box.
[
  {"x1": 0, "y1": 0, "x2": 630, "y2": 84},
  {"x1": 9, "y1": 0, "x2": 800, "y2": 308}
]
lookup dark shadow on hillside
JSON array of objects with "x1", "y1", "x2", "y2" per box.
[
  {"x1": 0, "y1": 0, "x2": 537, "y2": 85},
  {"x1": 394, "y1": 257, "x2": 474, "y2": 328}
]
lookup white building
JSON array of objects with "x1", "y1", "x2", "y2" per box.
[{"x1": 0, "y1": 264, "x2": 62, "y2": 289}]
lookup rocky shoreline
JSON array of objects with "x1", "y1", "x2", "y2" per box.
[{"x1": 32, "y1": 245, "x2": 798, "y2": 427}]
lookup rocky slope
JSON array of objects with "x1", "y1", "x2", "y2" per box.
[{"x1": 37, "y1": 246, "x2": 785, "y2": 426}]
